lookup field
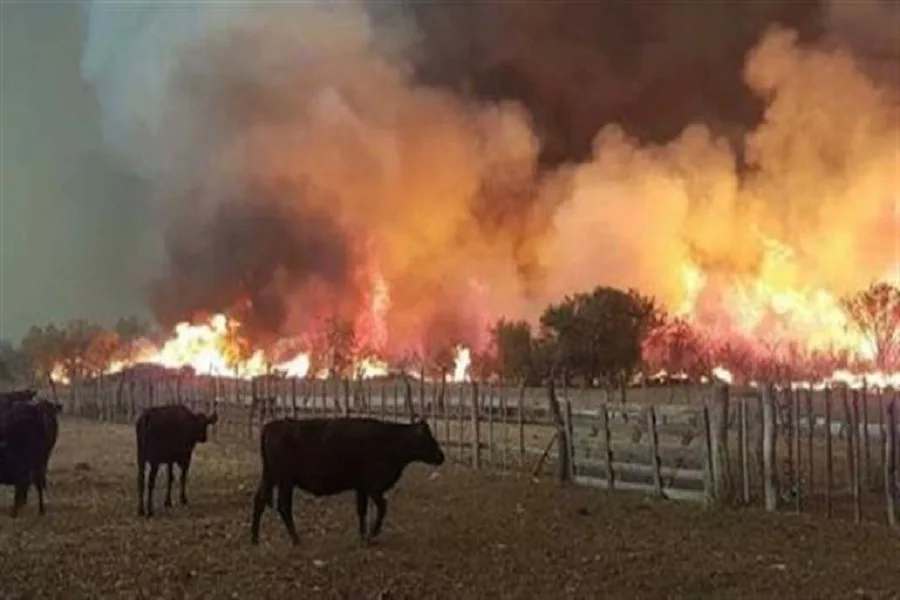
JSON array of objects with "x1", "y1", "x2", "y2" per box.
[{"x1": 1, "y1": 419, "x2": 900, "y2": 599}]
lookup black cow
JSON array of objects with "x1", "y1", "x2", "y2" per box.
[
  {"x1": 250, "y1": 417, "x2": 445, "y2": 546},
  {"x1": 0, "y1": 399, "x2": 57, "y2": 517},
  {"x1": 0, "y1": 388, "x2": 37, "y2": 412},
  {"x1": 135, "y1": 404, "x2": 218, "y2": 517}
]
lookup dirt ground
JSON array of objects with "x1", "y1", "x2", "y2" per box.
[{"x1": 1, "y1": 420, "x2": 899, "y2": 600}]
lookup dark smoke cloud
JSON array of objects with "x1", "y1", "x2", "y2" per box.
[
  {"x1": 388, "y1": 1, "x2": 828, "y2": 167},
  {"x1": 149, "y1": 182, "x2": 355, "y2": 348}
]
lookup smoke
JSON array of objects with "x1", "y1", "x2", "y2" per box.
[
  {"x1": 79, "y1": 1, "x2": 899, "y2": 355},
  {"x1": 80, "y1": 2, "x2": 537, "y2": 355}
]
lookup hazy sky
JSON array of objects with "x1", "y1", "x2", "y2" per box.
[{"x1": 0, "y1": 2, "x2": 154, "y2": 342}]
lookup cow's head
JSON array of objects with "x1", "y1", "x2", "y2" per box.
[
  {"x1": 407, "y1": 419, "x2": 445, "y2": 466},
  {"x1": 193, "y1": 411, "x2": 219, "y2": 443}
]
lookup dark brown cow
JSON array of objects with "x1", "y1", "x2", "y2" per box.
[
  {"x1": 250, "y1": 417, "x2": 445, "y2": 546},
  {"x1": 0, "y1": 388, "x2": 37, "y2": 413},
  {"x1": 135, "y1": 404, "x2": 218, "y2": 517},
  {"x1": 0, "y1": 398, "x2": 57, "y2": 517}
]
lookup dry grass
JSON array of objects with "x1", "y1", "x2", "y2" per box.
[{"x1": 1, "y1": 419, "x2": 900, "y2": 599}]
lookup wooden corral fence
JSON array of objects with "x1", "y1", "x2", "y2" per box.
[{"x1": 37, "y1": 374, "x2": 899, "y2": 527}]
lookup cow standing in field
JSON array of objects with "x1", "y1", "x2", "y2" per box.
[
  {"x1": 0, "y1": 395, "x2": 61, "y2": 516},
  {"x1": 250, "y1": 417, "x2": 446, "y2": 546},
  {"x1": 135, "y1": 404, "x2": 218, "y2": 517},
  {"x1": 0, "y1": 388, "x2": 37, "y2": 412}
]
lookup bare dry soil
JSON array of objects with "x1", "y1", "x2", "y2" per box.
[{"x1": 1, "y1": 419, "x2": 899, "y2": 599}]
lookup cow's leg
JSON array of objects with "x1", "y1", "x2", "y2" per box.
[
  {"x1": 178, "y1": 457, "x2": 191, "y2": 506},
  {"x1": 11, "y1": 483, "x2": 26, "y2": 518},
  {"x1": 35, "y1": 470, "x2": 46, "y2": 516},
  {"x1": 250, "y1": 475, "x2": 274, "y2": 545},
  {"x1": 137, "y1": 461, "x2": 146, "y2": 516},
  {"x1": 146, "y1": 462, "x2": 159, "y2": 517},
  {"x1": 275, "y1": 484, "x2": 300, "y2": 546},
  {"x1": 354, "y1": 489, "x2": 369, "y2": 542},
  {"x1": 368, "y1": 492, "x2": 388, "y2": 540},
  {"x1": 164, "y1": 463, "x2": 174, "y2": 508}
]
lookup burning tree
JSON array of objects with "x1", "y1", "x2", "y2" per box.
[
  {"x1": 841, "y1": 282, "x2": 900, "y2": 370},
  {"x1": 642, "y1": 317, "x2": 712, "y2": 380},
  {"x1": 20, "y1": 324, "x2": 64, "y2": 386},
  {"x1": 114, "y1": 316, "x2": 152, "y2": 363}
]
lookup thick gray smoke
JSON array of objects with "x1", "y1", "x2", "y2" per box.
[{"x1": 75, "y1": 0, "x2": 899, "y2": 355}]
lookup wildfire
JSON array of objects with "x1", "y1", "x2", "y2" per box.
[{"x1": 674, "y1": 231, "x2": 898, "y2": 387}]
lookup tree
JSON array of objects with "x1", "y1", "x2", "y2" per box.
[
  {"x1": 57, "y1": 320, "x2": 107, "y2": 382},
  {"x1": 491, "y1": 319, "x2": 534, "y2": 382},
  {"x1": 841, "y1": 282, "x2": 900, "y2": 370},
  {"x1": 321, "y1": 316, "x2": 357, "y2": 378},
  {"x1": 114, "y1": 315, "x2": 151, "y2": 362},
  {"x1": 0, "y1": 341, "x2": 29, "y2": 384},
  {"x1": 539, "y1": 286, "x2": 664, "y2": 387},
  {"x1": 642, "y1": 317, "x2": 712, "y2": 380},
  {"x1": 84, "y1": 329, "x2": 122, "y2": 376},
  {"x1": 21, "y1": 324, "x2": 64, "y2": 385}
]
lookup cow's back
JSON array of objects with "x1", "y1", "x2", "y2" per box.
[
  {"x1": 262, "y1": 418, "x2": 408, "y2": 495},
  {"x1": 137, "y1": 405, "x2": 196, "y2": 464},
  {"x1": 0, "y1": 402, "x2": 47, "y2": 481}
]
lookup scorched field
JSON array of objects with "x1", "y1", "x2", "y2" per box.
[{"x1": 0, "y1": 419, "x2": 899, "y2": 599}]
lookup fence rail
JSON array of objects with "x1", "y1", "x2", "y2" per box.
[{"x1": 35, "y1": 375, "x2": 899, "y2": 527}]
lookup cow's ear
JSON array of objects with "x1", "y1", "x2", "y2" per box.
[{"x1": 208, "y1": 412, "x2": 219, "y2": 425}]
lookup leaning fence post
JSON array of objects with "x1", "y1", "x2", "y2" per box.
[
  {"x1": 600, "y1": 403, "x2": 615, "y2": 491},
  {"x1": 647, "y1": 405, "x2": 663, "y2": 497},
  {"x1": 564, "y1": 399, "x2": 575, "y2": 481}
]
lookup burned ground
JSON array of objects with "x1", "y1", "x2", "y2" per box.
[{"x1": 0, "y1": 419, "x2": 898, "y2": 599}]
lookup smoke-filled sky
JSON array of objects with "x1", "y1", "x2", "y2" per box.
[{"x1": 1, "y1": 0, "x2": 897, "y2": 353}]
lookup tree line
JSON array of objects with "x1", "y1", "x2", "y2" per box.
[{"x1": 1, "y1": 282, "x2": 898, "y2": 389}]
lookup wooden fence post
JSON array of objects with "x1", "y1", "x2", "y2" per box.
[
  {"x1": 885, "y1": 396, "x2": 897, "y2": 527},
  {"x1": 517, "y1": 384, "x2": 526, "y2": 469},
  {"x1": 564, "y1": 399, "x2": 575, "y2": 480},
  {"x1": 851, "y1": 389, "x2": 862, "y2": 523},
  {"x1": 862, "y1": 385, "x2": 871, "y2": 490},
  {"x1": 500, "y1": 386, "x2": 509, "y2": 471},
  {"x1": 792, "y1": 389, "x2": 802, "y2": 513},
  {"x1": 647, "y1": 405, "x2": 663, "y2": 498},
  {"x1": 547, "y1": 378, "x2": 570, "y2": 484},
  {"x1": 762, "y1": 384, "x2": 778, "y2": 512},
  {"x1": 702, "y1": 405, "x2": 714, "y2": 505},
  {"x1": 805, "y1": 389, "x2": 814, "y2": 510},
  {"x1": 710, "y1": 384, "x2": 731, "y2": 502},
  {"x1": 471, "y1": 382, "x2": 481, "y2": 469},
  {"x1": 600, "y1": 403, "x2": 614, "y2": 491},
  {"x1": 739, "y1": 396, "x2": 750, "y2": 505},
  {"x1": 488, "y1": 383, "x2": 495, "y2": 467},
  {"x1": 825, "y1": 386, "x2": 834, "y2": 518}
]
